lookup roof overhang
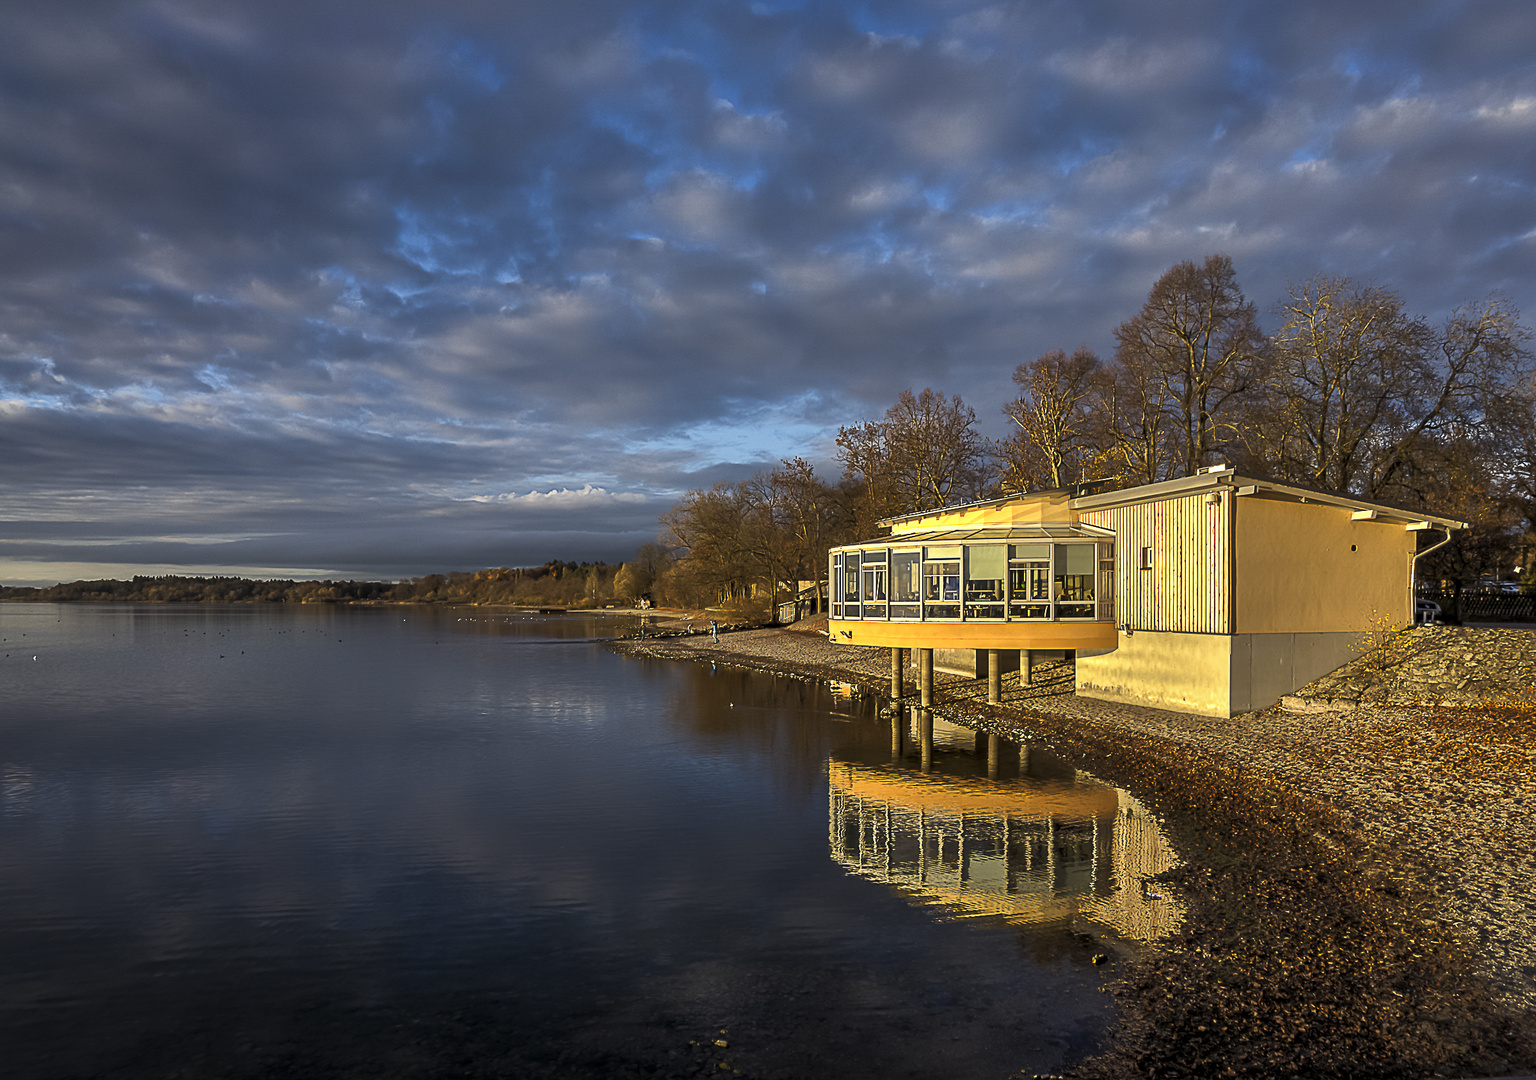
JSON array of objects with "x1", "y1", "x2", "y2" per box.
[
  {"x1": 1069, "y1": 467, "x2": 1468, "y2": 531},
  {"x1": 876, "y1": 486, "x2": 1074, "y2": 528},
  {"x1": 834, "y1": 522, "x2": 1112, "y2": 550}
]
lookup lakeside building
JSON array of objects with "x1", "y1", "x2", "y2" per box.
[{"x1": 827, "y1": 466, "x2": 1466, "y2": 717}]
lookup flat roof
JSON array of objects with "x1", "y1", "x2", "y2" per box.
[
  {"x1": 1070, "y1": 467, "x2": 1468, "y2": 529},
  {"x1": 873, "y1": 468, "x2": 1466, "y2": 532},
  {"x1": 834, "y1": 523, "x2": 1112, "y2": 549},
  {"x1": 876, "y1": 486, "x2": 1075, "y2": 527}
]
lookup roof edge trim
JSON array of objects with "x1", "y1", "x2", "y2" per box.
[{"x1": 1071, "y1": 473, "x2": 1468, "y2": 529}]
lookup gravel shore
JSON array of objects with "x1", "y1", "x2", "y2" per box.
[{"x1": 614, "y1": 617, "x2": 1536, "y2": 1080}]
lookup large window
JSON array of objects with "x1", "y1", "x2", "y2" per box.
[
  {"x1": 1009, "y1": 543, "x2": 1051, "y2": 619},
  {"x1": 923, "y1": 546, "x2": 961, "y2": 619},
  {"x1": 1099, "y1": 546, "x2": 1115, "y2": 622},
  {"x1": 861, "y1": 549, "x2": 887, "y2": 618},
  {"x1": 835, "y1": 539, "x2": 1112, "y2": 624},
  {"x1": 890, "y1": 550, "x2": 922, "y2": 619},
  {"x1": 964, "y1": 545, "x2": 1005, "y2": 619},
  {"x1": 841, "y1": 552, "x2": 860, "y2": 618},
  {"x1": 1055, "y1": 544, "x2": 1095, "y2": 619}
]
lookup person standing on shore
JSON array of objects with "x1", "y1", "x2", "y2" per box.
[{"x1": 710, "y1": 620, "x2": 718, "y2": 642}]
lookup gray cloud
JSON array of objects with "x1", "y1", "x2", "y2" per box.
[{"x1": 2, "y1": 0, "x2": 1533, "y2": 582}]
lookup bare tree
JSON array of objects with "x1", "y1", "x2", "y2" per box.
[
  {"x1": 660, "y1": 463, "x2": 845, "y2": 620},
  {"x1": 998, "y1": 347, "x2": 1101, "y2": 491},
  {"x1": 1253, "y1": 276, "x2": 1434, "y2": 494},
  {"x1": 1114, "y1": 254, "x2": 1266, "y2": 476},
  {"x1": 762, "y1": 457, "x2": 847, "y2": 613},
  {"x1": 836, "y1": 388, "x2": 991, "y2": 519},
  {"x1": 661, "y1": 482, "x2": 760, "y2": 607},
  {"x1": 1091, "y1": 350, "x2": 1176, "y2": 486},
  {"x1": 1496, "y1": 371, "x2": 1536, "y2": 543},
  {"x1": 1364, "y1": 293, "x2": 1533, "y2": 499},
  {"x1": 1405, "y1": 434, "x2": 1528, "y2": 611},
  {"x1": 831, "y1": 418, "x2": 897, "y2": 529},
  {"x1": 614, "y1": 541, "x2": 675, "y2": 603}
]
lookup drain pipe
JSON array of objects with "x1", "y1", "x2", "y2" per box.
[{"x1": 1410, "y1": 526, "x2": 1454, "y2": 623}]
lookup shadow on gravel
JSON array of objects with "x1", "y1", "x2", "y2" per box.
[
  {"x1": 612, "y1": 633, "x2": 1536, "y2": 1079},
  {"x1": 952, "y1": 701, "x2": 1536, "y2": 1080}
]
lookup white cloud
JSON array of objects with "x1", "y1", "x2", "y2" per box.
[
  {"x1": 464, "y1": 485, "x2": 649, "y2": 508},
  {"x1": 1474, "y1": 96, "x2": 1536, "y2": 125}
]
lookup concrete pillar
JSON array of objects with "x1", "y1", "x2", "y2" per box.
[
  {"x1": 987, "y1": 649, "x2": 1001, "y2": 705},
  {"x1": 919, "y1": 709, "x2": 933, "y2": 773},
  {"x1": 890, "y1": 709, "x2": 905, "y2": 761},
  {"x1": 1019, "y1": 741, "x2": 1031, "y2": 775},
  {"x1": 1022, "y1": 649, "x2": 1035, "y2": 687},
  {"x1": 919, "y1": 648, "x2": 934, "y2": 706},
  {"x1": 890, "y1": 647, "x2": 904, "y2": 699},
  {"x1": 986, "y1": 733, "x2": 1001, "y2": 779}
]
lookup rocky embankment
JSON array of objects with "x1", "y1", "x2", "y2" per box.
[
  {"x1": 1285, "y1": 625, "x2": 1536, "y2": 710},
  {"x1": 614, "y1": 617, "x2": 1536, "y2": 1080}
]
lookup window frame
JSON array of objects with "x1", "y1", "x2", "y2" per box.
[{"x1": 834, "y1": 538, "x2": 1112, "y2": 625}]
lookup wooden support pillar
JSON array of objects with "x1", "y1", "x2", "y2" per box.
[
  {"x1": 890, "y1": 647, "x2": 904, "y2": 699},
  {"x1": 919, "y1": 709, "x2": 933, "y2": 773},
  {"x1": 987, "y1": 649, "x2": 1001, "y2": 705},
  {"x1": 919, "y1": 648, "x2": 934, "y2": 707}
]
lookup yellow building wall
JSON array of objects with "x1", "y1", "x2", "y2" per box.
[
  {"x1": 1075, "y1": 630, "x2": 1234, "y2": 717},
  {"x1": 1234, "y1": 497, "x2": 1414, "y2": 633},
  {"x1": 889, "y1": 491, "x2": 1075, "y2": 534}
]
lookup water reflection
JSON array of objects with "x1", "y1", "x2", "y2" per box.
[
  {"x1": 1, "y1": 605, "x2": 1141, "y2": 1079},
  {"x1": 829, "y1": 709, "x2": 1180, "y2": 943}
]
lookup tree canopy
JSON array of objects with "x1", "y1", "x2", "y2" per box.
[{"x1": 653, "y1": 254, "x2": 1535, "y2": 610}]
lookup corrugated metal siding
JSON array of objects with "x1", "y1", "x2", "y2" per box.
[{"x1": 1079, "y1": 493, "x2": 1230, "y2": 633}]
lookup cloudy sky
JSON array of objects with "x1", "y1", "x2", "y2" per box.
[{"x1": 2, "y1": 0, "x2": 1533, "y2": 584}]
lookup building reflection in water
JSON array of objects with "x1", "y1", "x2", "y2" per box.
[{"x1": 828, "y1": 709, "x2": 1181, "y2": 943}]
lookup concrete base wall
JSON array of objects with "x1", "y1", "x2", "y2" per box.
[
  {"x1": 1230, "y1": 631, "x2": 1365, "y2": 713},
  {"x1": 1075, "y1": 632, "x2": 1234, "y2": 716},
  {"x1": 1076, "y1": 630, "x2": 1366, "y2": 717},
  {"x1": 933, "y1": 648, "x2": 1021, "y2": 678}
]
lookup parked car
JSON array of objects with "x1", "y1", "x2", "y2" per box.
[
  {"x1": 1415, "y1": 598, "x2": 1442, "y2": 625},
  {"x1": 1501, "y1": 581, "x2": 1523, "y2": 594}
]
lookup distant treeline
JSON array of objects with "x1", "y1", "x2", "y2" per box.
[{"x1": 0, "y1": 562, "x2": 625, "y2": 607}]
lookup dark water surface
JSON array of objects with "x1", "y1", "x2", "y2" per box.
[{"x1": 0, "y1": 603, "x2": 1168, "y2": 1079}]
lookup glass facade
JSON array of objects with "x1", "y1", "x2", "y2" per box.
[
  {"x1": 890, "y1": 550, "x2": 922, "y2": 619},
  {"x1": 832, "y1": 541, "x2": 1113, "y2": 623}
]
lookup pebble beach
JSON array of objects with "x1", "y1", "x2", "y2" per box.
[{"x1": 615, "y1": 616, "x2": 1536, "y2": 1080}]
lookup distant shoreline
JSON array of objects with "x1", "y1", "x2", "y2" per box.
[
  {"x1": 0, "y1": 594, "x2": 655, "y2": 613},
  {"x1": 0, "y1": 563, "x2": 628, "y2": 608}
]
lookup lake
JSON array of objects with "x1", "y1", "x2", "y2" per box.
[{"x1": 0, "y1": 603, "x2": 1175, "y2": 1079}]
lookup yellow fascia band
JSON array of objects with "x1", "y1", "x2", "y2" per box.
[{"x1": 827, "y1": 619, "x2": 1117, "y2": 651}]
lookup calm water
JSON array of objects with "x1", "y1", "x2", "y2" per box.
[{"x1": 0, "y1": 603, "x2": 1174, "y2": 1079}]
